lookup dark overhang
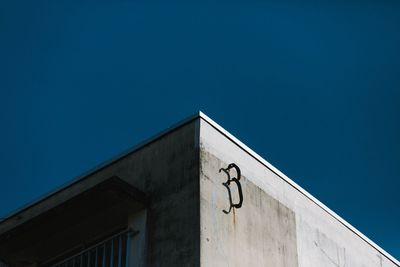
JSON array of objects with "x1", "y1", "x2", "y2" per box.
[{"x1": 0, "y1": 177, "x2": 147, "y2": 266}]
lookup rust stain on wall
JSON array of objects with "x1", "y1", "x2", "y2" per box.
[{"x1": 232, "y1": 207, "x2": 236, "y2": 226}]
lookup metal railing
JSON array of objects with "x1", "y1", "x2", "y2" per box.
[{"x1": 51, "y1": 230, "x2": 135, "y2": 267}]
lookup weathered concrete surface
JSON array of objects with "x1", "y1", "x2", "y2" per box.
[
  {"x1": 199, "y1": 117, "x2": 399, "y2": 267},
  {"x1": 0, "y1": 119, "x2": 200, "y2": 267},
  {"x1": 200, "y1": 150, "x2": 298, "y2": 267},
  {"x1": 74, "y1": 120, "x2": 201, "y2": 267},
  {"x1": 1, "y1": 113, "x2": 398, "y2": 267}
]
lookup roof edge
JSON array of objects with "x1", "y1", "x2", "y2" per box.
[
  {"x1": 0, "y1": 112, "x2": 202, "y2": 222},
  {"x1": 1, "y1": 111, "x2": 398, "y2": 265},
  {"x1": 198, "y1": 111, "x2": 400, "y2": 266}
]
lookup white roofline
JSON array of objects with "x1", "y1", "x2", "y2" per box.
[{"x1": 198, "y1": 111, "x2": 399, "y2": 266}]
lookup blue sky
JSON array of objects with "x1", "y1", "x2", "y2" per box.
[{"x1": 1, "y1": 0, "x2": 399, "y2": 260}]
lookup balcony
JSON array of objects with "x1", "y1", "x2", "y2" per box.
[
  {"x1": 0, "y1": 177, "x2": 148, "y2": 267},
  {"x1": 47, "y1": 230, "x2": 135, "y2": 267}
]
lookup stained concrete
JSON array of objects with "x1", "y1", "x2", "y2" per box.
[
  {"x1": 0, "y1": 119, "x2": 200, "y2": 267},
  {"x1": 80, "y1": 120, "x2": 201, "y2": 267},
  {"x1": 199, "y1": 116, "x2": 399, "y2": 267},
  {"x1": 200, "y1": 150, "x2": 298, "y2": 267},
  {"x1": 0, "y1": 113, "x2": 398, "y2": 267}
]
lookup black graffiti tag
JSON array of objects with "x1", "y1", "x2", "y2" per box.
[{"x1": 219, "y1": 163, "x2": 243, "y2": 214}]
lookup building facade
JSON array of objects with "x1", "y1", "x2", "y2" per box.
[{"x1": 0, "y1": 112, "x2": 398, "y2": 267}]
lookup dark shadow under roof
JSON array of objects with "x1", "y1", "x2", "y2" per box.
[{"x1": 0, "y1": 177, "x2": 147, "y2": 266}]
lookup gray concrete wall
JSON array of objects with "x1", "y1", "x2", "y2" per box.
[
  {"x1": 91, "y1": 120, "x2": 200, "y2": 267},
  {"x1": 1, "y1": 119, "x2": 200, "y2": 267},
  {"x1": 199, "y1": 117, "x2": 398, "y2": 267},
  {"x1": 200, "y1": 150, "x2": 298, "y2": 267},
  {"x1": 3, "y1": 113, "x2": 398, "y2": 267}
]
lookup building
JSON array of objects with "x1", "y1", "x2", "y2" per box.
[{"x1": 0, "y1": 112, "x2": 398, "y2": 267}]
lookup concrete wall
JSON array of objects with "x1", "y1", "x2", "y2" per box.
[
  {"x1": 2, "y1": 113, "x2": 398, "y2": 267},
  {"x1": 199, "y1": 118, "x2": 398, "y2": 267},
  {"x1": 0, "y1": 119, "x2": 200, "y2": 267},
  {"x1": 89, "y1": 120, "x2": 200, "y2": 267}
]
